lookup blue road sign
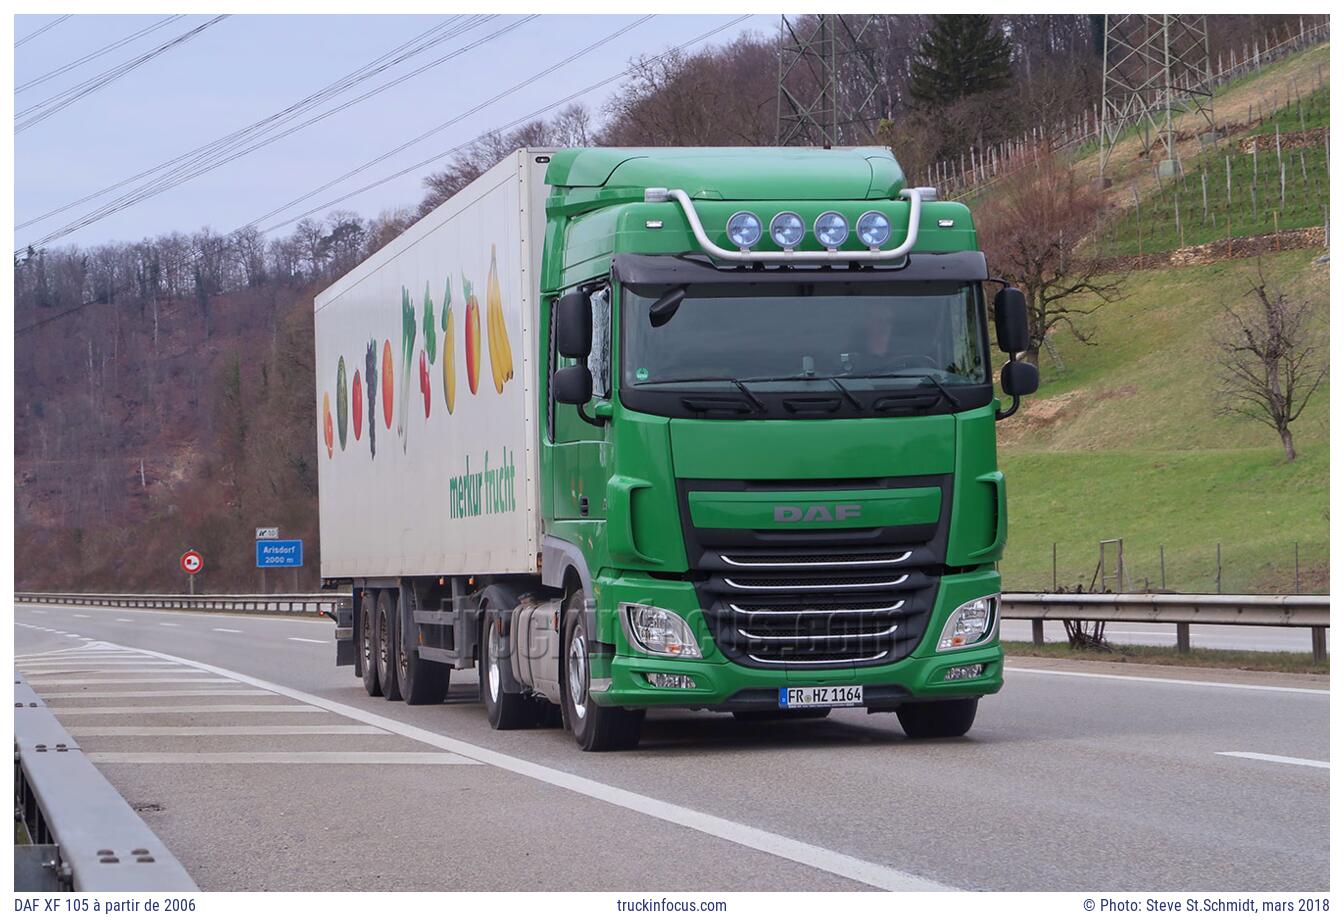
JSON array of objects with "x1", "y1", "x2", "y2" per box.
[{"x1": 256, "y1": 539, "x2": 303, "y2": 568}]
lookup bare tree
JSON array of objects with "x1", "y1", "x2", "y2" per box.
[
  {"x1": 1214, "y1": 265, "x2": 1326, "y2": 461},
  {"x1": 978, "y1": 147, "x2": 1124, "y2": 366}
]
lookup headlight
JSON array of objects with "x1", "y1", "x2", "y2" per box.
[
  {"x1": 856, "y1": 210, "x2": 891, "y2": 248},
  {"x1": 622, "y1": 603, "x2": 702, "y2": 658},
  {"x1": 937, "y1": 594, "x2": 998, "y2": 652},
  {"x1": 726, "y1": 211, "x2": 762, "y2": 249},
  {"x1": 813, "y1": 211, "x2": 849, "y2": 249},
  {"x1": 769, "y1": 211, "x2": 805, "y2": 249}
]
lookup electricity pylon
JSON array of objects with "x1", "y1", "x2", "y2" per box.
[{"x1": 777, "y1": 14, "x2": 882, "y2": 147}]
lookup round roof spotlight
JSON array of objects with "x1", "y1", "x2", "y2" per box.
[
  {"x1": 769, "y1": 211, "x2": 805, "y2": 250},
  {"x1": 814, "y1": 211, "x2": 849, "y2": 250},
  {"x1": 726, "y1": 211, "x2": 762, "y2": 250},
  {"x1": 856, "y1": 210, "x2": 892, "y2": 249}
]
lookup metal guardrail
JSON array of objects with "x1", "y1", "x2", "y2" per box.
[
  {"x1": 1002, "y1": 592, "x2": 1330, "y2": 663},
  {"x1": 15, "y1": 591, "x2": 336, "y2": 616},
  {"x1": 14, "y1": 671, "x2": 198, "y2": 891}
]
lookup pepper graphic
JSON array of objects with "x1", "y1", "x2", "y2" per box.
[
  {"x1": 381, "y1": 339, "x2": 394, "y2": 430},
  {"x1": 397, "y1": 287, "x2": 417, "y2": 451},
  {"x1": 335, "y1": 357, "x2": 349, "y2": 450},
  {"x1": 485, "y1": 244, "x2": 514, "y2": 393},
  {"x1": 422, "y1": 282, "x2": 437, "y2": 366},
  {"x1": 322, "y1": 393, "x2": 334, "y2": 459},
  {"x1": 352, "y1": 369, "x2": 363, "y2": 442},
  {"x1": 442, "y1": 275, "x2": 455, "y2": 414},
  {"x1": 365, "y1": 339, "x2": 379, "y2": 458},
  {"x1": 463, "y1": 274, "x2": 481, "y2": 395}
]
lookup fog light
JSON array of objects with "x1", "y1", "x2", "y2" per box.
[
  {"x1": 813, "y1": 211, "x2": 849, "y2": 249},
  {"x1": 944, "y1": 664, "x2": 984, "y2": 681},
  {"x1": 769, "y1": 211, "x2": 805, "y2": 249},
  {"x1": 856, "y1": 210, "x2": 891, "y2": 248},
  {"x1": 726, "y1": 211, "x2": 762, "y2": 249},
  {"x1": 645, "y1": 672, "x2": 697, "y2": 689}
]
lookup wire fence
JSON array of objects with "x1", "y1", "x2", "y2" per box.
[{"x1": 1004, "y1": 538, "x2": 1328, "y2": 596}]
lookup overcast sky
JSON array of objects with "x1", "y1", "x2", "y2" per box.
[{"x1": 13, "y1": 13, "x2": 773, "y2": 250}]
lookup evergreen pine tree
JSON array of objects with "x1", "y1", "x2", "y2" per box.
[{"x1": 908, "y1": 15, "x2": 1013, "y2": 107}]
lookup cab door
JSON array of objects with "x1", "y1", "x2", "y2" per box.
[{"x1": 547, "y1": 284, "x2": 612, "y2": 529}]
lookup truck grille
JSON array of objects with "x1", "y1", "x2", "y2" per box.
[{"x1": 695, "y1": 546, "x2": 936, "y2": 670}]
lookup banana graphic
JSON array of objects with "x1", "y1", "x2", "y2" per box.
[{"x1": 485, "y1": 244, "x2": 513, "y2": 393}]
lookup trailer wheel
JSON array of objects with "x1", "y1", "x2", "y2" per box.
[
  {"x1": 397, "y1": 589, "x2": 450, "y2": 705},
  {"x1": 733, "y1": 708, "x2": 831, "y2": 721},
  {"x1": 561, "y1": 591, "x2": 643, "y2": 751},
  {"x1": 896, "y1": 698, "x2": 978, "y2": 739},
  {"x1": 480, "y1": 587, "x2": 532, "y2": 730},
  {"x1": 376, "y1": 589, "x2": 402, "y2": 702},
  {"x1": 359, "y1": 590, "x2": 381, "y2": 697}
]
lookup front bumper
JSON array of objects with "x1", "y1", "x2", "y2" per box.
[{"x1": 589, "y1": 568, "x2": 1003, "y2": 709}]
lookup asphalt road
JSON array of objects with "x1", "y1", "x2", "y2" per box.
[{"x1": 14, "y1": 602, "x2": 1330, "y2": 892}]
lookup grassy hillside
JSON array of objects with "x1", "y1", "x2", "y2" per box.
[{"x1": 998, "y1": 250, "x2": 1329, "y2": 594}]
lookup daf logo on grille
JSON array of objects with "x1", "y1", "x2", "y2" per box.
[{"x1": 773, "y1": 503, "x2": 862, "y2": 523}]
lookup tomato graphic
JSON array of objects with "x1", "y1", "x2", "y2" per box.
[
  {"x1": 352, "y1": 369, "x2": 363, "y2": 441},
  {"x1": 381, "y1": 339, "x2": 394, "y2": 429},
  {"x1": 322, "y1": 393, "x2": 334, "y2": 459}
]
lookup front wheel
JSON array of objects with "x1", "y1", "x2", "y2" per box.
[
  {"x1": 561, "y1": 592, "x2": 643, "y2": 751},
  {"x1": 896, "y1": 698, "x2": 978, "y2": 738}
]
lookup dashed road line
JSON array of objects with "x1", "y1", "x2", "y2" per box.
[
  {"x1": 41, "y1": 689, "x2": 275, "y2": 699},
  {"x1": 66, "y1": 724, "x2": 389, "y2": 737},
  {"x1": 213, "y1": 628, "x2": 243, "y2": 634},
  {"x1": 48, "y1": 704, "x2": 324, "y2": 715},
  {"x1": 1217, "y1": 751, "x2": 1329, "y2": 769},
  {"x1": 288, "y1": 637, "x2": 326, "y2": 644},
  {"x1": 87, "y1": 751, "x2": 479, "y2": 765}
]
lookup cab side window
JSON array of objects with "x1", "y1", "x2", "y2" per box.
[{"x1": 588, "y1": 286, "x2": 611, "y2": 399}]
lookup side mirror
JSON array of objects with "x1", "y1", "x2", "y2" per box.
[
  {"x1": 1001, "y1": 360, "x2": 1039, "y2": 397},
  {"x1": 649, "y1": 286, "x2": 687, "y2": 328},
  {"x1": 555, "y1": 290, "x2": 592, "y2": 358},
  {"x1": 553, "y1": 364, "x2": 593, "y2": 405},
  {"x1": 993, "y1": 286, "x2": 1031, "y2": 355}
]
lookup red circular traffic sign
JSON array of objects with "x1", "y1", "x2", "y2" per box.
[{"x1": 180, "y1": 550, "x2": 204, "y2": 575}]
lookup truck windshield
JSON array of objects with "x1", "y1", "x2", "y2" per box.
[{"x1": 621, "y1": 281, "x2": 988, "y2": 395}]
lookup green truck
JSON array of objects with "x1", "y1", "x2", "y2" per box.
[{"x1": 317, "y1": 146, "x2": 1037, "y2": 750}]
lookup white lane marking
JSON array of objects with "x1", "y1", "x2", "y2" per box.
[
  {"x1": 159, "y1": 622, "x2": 181, "y2": 627},
  {"x1": 22, "y1": 668, "x2": 205, "y2": 676},
  {"x1": 48, "y1": 704, "x2": 324, "y2": 715},
  {"x1": 115, "y1": 642, "x2": 952, "y2": 892},
  {"x1": 66, "y1": 725, "x2": 389, "y2": 737},
  {"x1": 14, "y1": 656, "x2": 151, "y2": 664},
  {"x1": 115, "y1": 618, "x2": 133, "y2": 623},
  {"x1": 1005, "y1": 666, "x2": 1329, "y2": 696},
  {"x1": 41, "y1": 689, "x2": 275, "y2": 699},
  {"x1": 87, "y1": 751, "x2": 479, "y2": 765},
  {"x1": 73, "y1": 614, "x2": 91, "y2": 619},
  {"x1": 288, "y1": 637, "x2": 326, "y2": 644},
  {"x1": 1217, "y1": 751, "x2": 1329, "y2": 769},
  {"x1": 213, "y1": 628, "x2": 243, "y2": 634},
  {"x1": 31, "y1": 678, "x2": 238, "y2": 685}
]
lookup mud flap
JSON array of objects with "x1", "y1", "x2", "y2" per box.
[{"x1": 334, "y1": 597, "x2": 355, "y2": 667}]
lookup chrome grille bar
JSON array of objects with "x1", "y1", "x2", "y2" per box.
[
  {"x1": 719, "y1": 551, "x2": 913, "y2": 569},
  {"x1": 737, "y1": 624, "x2": 900, "y2": 641},
  {"x1": 724, "y1": 573, "x2": 910, "y2": 591},
  {"x1": 729, "y1": 600, "x2": 906, "y2": 616}
]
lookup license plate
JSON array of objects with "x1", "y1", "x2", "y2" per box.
[{"x1": 779, "y1": 685, "x2": 864, "y2": 709}]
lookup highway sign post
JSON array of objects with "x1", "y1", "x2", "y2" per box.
[
  {"x1": 255, "y1": 526, "x2": 279, "y2": 540},
  {"x1": 180, "y1": 549, "x2": 203, "y2": 595}
]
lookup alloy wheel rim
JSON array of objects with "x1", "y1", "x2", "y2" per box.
[
  {"x1": 567, "y1": 629, "x2": 588, "y2": 721},
  {"x1": 487, "y1": 620, "x2": 501, "y2": 702}
]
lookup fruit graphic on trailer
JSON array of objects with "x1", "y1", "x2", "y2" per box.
[
  {"x1": 419, "y1": 350, "x2": 431, "y2": 418},
  {"x1": 443, "y1": 300, "x2": 456, "y2": 414},
  {"x1": 381, "y1": 339, "x2": 394, "y2": 429},
  {"x1": 463, "y1": 274, "x2": 481, "y2": 395},
  {"x1": 486, "y1": 245, "x2": 514, "y2": 394},
  {"x1": 336, "y1": 357, "x2": 349, "y2": 450},
  {"x1": 364, "y1": 339, "x2": 378, "y2": 458},
  {"x1": 322, "y1": 393, "x2": 334, "y2": 459},
  {"x1": 352, "y1": 369, "x2": 363, "y2": 441}
]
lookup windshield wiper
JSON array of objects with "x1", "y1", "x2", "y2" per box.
[
  {"x1": 851, "y1": 372, "x2": 962, "y2": 408},
  {"x1": 638, "y1": 375, "x2": 767, "y2": 411}
]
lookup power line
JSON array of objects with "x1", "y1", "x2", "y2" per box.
[
  {"x1": 15, "y1": 14, "x2": 72, "y2": 48},
  {"x1": 17, "y1": 16, "x2": 478, "y2": 233},
  {"x1": 16, "y1": 16, "x2": 185, "y2": 94},
  {"x1": 249, "y1": 14, "x2": 656, "y2": 228},
  {"x1": 259, "y1": 15, "x2": 752, "y2": 234},
  {"x1": 16, "y1": 16, "x2": 230, "y2": 133},
  {"x1": 20, "y1": 15, "x2": 532, "y2": 249}
]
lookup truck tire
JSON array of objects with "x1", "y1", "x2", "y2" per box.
[
  {"x1": 480, "y1": 586, "x2": 532, "y2": 730},
  {"x1": 376, "y1": 589, "x2": 402, "y2": 702},
  {"x1": 360, "y1": 590, "x2": 381, "y2": 697},
  {"x1": 896, "y1": 698, "x2": 978, "y2": 739},
  {"x1": 733, "y1": 708, "x2": 831, "y2": 722},
  {"x1": 561, "y1": 591, "x2": 644, "y2": 751},
  {"x1": 397, "y1": 589, "x2": 450, "y2": 705}
]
